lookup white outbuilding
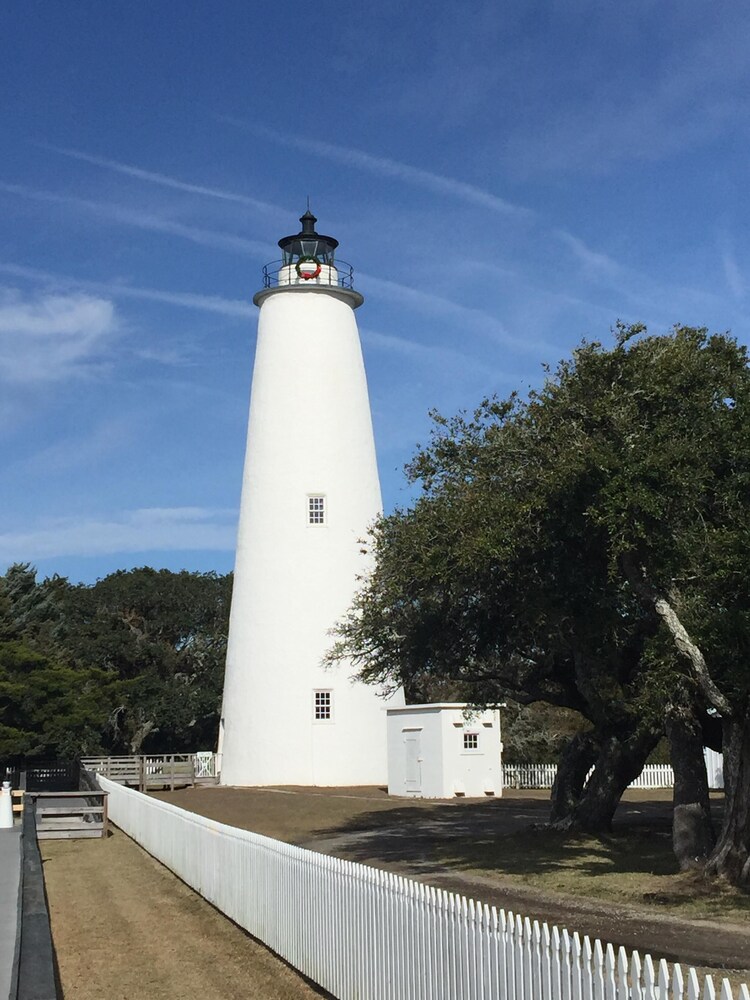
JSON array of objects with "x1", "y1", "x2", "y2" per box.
[
  {"x1": 387, "y1": 704, "x2": 503, "y2": 799},
  {"x1": 704, "y1": 747, "x2": 724, "y2": 789}
]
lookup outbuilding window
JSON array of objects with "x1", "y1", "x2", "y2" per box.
[{"x1": 463, "y1": 732, "x2": 479, "y2": 751}]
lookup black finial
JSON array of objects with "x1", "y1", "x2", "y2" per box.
[{"x1": 299, "y1": 209, "x2": 318, "y2": 236}]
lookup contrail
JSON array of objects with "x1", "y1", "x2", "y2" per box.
[
  {"x1": 40, "y1": 143, "x2": 286, "y2": 216},
  {"x1": 0, "y1": 262, "x2": 254, "y2": 319},
  {"x1": 220, "y1": 117, "x2": 534, "y2": 220}
]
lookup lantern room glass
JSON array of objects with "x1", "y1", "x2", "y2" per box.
[
  {"x1": 278, "y1": 211, "x2": 338, "y2": 267},
  {"x1": 281, "y1": 241, "x2": 336, "y2": 266}
]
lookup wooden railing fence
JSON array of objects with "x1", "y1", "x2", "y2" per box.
[
  {"x1": 28, "y1": 791, "x2": 108, "y2": 840},
  {"x1": 2, "y1": 761, "x2": 108, "y2": 839},
  {"x1": 98, "y1": 775, "x2": 747, "y2": 1000},
  {"x1": 81, "y1": 753, "x2": 219, "y2": 790}
]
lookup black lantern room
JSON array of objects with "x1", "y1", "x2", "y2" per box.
[{"x1": 278, "y1": 211, "x2": 338, "y2": 267}]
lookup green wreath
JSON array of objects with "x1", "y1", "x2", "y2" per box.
[{"x1": 296, "y1": 255, "x2": 322, "y2": 280}]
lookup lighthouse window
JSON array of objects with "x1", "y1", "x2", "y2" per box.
[
  {"x1": 314, "y1": 690, "x2": 332, "y2": 720},
  {"x1": 463, "y1": 732, "x2": 479, "y2": 751},
  {"x1": 308, "y1": 495, "x2": 326, "y2": 524}
]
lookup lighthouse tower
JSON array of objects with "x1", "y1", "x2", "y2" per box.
[{"x1": 219, "y1": 211, "x2": 402, "y2": 787}]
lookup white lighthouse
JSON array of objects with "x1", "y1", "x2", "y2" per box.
[{"x1": 219, "y1": 211, "x2": 402, "y2": 787}]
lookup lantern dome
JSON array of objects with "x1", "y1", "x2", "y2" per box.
[{"x1": 278, "y1": 210, "x2": 338, "y2": 264}]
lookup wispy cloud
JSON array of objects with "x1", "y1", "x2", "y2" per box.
[
  {"x1": 362, "y1": 327, "x2": 514, "y2": 383},
  {"x1": 0, "y1": 507, "x2": 237, "y2": 562},
  {"x1": 553, "y1": 230, "x2": 624, "y2": 280},
  {"x1": 0, "y1": 261, "x2": 533, "y2": 354},
  {"x1": 720, "y1": 237, "x2": 745, "y2": 301},
  {"x1": 0, "y1": 181, "x2": 272, "y2": 257},
  {"x1": 2, "y1": 179, "x2": 621, "y2": 356},
  {"x1": 103, "y1": 284, "x2": 255, "y2": 318},
  {"x1": 554, "y1": 229, "x2": 722, "y2": 322},
  {"x1": 0, "y1": 184, "x2": 546, "y2": 346},
  {"x1": 221, "y1": 117, "x2": 533, "y2": 220},
  {"x1": 40, "y1": 143, "x2": 286, "y2": 216},
  {"x1": 0, "y1": 263, "x2": 254, "y2": 319},
  {"x1": 12, "y1": 417, "x2": 136, "y2": 476},
  {"x1": 361, "y1": 273, "x2": 549, "y2": 354},
  {"x1": 504, "y1": 16, "x2": 750, "y2": 174},
  {"x1": 0, "y1": 288, "x2": 116, "y2": 383}
]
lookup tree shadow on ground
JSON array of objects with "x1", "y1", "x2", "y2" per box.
[{"x1": 307, "y1": 796, "x2": 725, "y2": 885}]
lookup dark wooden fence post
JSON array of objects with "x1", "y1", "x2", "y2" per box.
[{"x1": 16, "y1": 799, "x2": 61, "y2": 998}]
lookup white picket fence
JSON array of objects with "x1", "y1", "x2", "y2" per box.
[
  {"x1": 503, "y1": 764, "x2": 561, "y2": 789},
  {"x1": 629, "y1": 765, "x2": 676, "y2": 789},
  {"x1": 97, "y1": 775, "x2": 746, "y2": 1000},
  {"x1": 502, "y1": 762, "x2": 722, "y2": 791}
]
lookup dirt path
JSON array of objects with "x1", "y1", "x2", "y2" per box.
[
  {"x1": 41, "y1": 829, "x2": 327, "y2": 1000},
  {"x1": 405, "y1": 870, "x2": 750, "y2": 981}
]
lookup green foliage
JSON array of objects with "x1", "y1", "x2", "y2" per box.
[
  {"x1": 502, "y1": 702, "x2": 589, "y2": 764},
  {"x1": 342, "y1": 322, "x2": 750, "y2": 879},
  {"x1": 330, "y1": 324, "x2": 750, "y2": 738},
  {"x1": 1, "y1": 563, "x2": 67, "y2": 647},
  {"x1": 58, "y1": 567, "x2": 232, "y2": 753},
  {"x1": 0, "y1": 641, "x2": 116, "y2": 760},
  {"x1": 0, "y1": 565, "x2": 233, "y2": 759}
]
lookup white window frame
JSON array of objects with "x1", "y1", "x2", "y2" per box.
[
  {"x1": 462, "y1": 731, "x2": 480, "y2": 753},
  {"x1": 313, "y1": 689, "x2": 333, "y2": 723},
  {"x1": 307, "y1": 494, "x2": 327, "y2": 526}
]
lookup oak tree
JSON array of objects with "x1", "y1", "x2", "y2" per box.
[{"x1": 329, "y1": 326, "x2": 750, "y2": 882}]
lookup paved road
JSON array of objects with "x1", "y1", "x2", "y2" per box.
[{"x1": 0, "y1": 826, "x2": 21, "y2": 1000}]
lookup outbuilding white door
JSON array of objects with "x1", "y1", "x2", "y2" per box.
[{"x1": 404, "y1": 730, "x2": 422, "y2": 793}]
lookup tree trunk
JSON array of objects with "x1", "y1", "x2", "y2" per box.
[
  {"x1": 561, "y1": 722, "x2": 662, "y2": 833},
  {"x1": 549, "y1": 731, "x2": 598, "y2": 825},
  {"x1": 668, "y1": 710, "x2": 714, "y2": 870},
  {"x1": 707, "y1": 713, "x2": 750, "y2": 886}
]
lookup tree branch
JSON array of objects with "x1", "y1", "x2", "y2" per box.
[{"x1": 621, "y1": 553, "x2": 731, "y2": 716}]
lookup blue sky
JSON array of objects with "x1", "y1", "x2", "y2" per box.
[{"x1": 1, "y1": 2, "x2": 749, "y2": 583}]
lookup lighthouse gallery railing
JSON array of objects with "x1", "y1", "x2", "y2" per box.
[{"x1": 260, "y1": 258, "x2": 357, "y2": 290}]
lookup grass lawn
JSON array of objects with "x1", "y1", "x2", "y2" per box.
[
  {"x1": 150, "y1": 785, "x2": 749, "y2": 976},
  {"x1": 153, "y1": 787, "x2": 747, "y2": 923},
  {"x1": 454, "y1": 823, "x2": 750, "y2": 923}
]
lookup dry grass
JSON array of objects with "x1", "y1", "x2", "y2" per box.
[
  {"x1": 41, "y1": 828, "x2": 327, "y2": 1000},
  {"x1": 150, "y1": 786, "x2": 746, "y2": 921},
  {"x1": 453, "y1": 825, "x2": 750, "y2": 923}
]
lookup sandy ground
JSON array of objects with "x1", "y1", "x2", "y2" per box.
[
  {"x1": 41, "y1": 828, "x2": 328, "y2": 1000},
  {"x1": 152, "y1": 785, "x2": 750, "y2": 983}
]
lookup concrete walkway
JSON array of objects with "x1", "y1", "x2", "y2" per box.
[{"x1": 0, "y1": 825, "x2": 21, "y2": 1000}]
